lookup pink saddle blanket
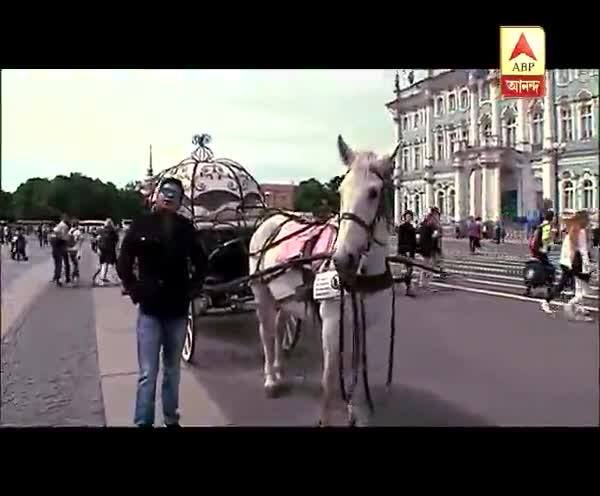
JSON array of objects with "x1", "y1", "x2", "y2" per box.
[{"x1": 274, "y1": 222, "x2": 337, "y2": 265}]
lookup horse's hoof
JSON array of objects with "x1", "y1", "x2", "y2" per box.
[{"x1": 264, "y1": 383, "x2": 280, "y2": 399}]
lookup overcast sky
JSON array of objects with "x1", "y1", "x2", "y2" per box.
[{"x1": 1, "y1": 69, "x2": 399, "y2": 192}]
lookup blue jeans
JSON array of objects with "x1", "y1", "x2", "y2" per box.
[{"x1": 134, "y1": 310, "x2": 188, "y2": 426}]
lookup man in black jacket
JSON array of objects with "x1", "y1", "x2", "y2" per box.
[
  {"x1": 396, "y1": 210, "x2": 417, "y2": 297},
  {"x1": 117, "y1": 177, "x2": 207, "y2": 427}
]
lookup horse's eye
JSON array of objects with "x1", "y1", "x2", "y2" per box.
[{"x1": 368, "y1": 188, "x2": 378, "y2": 200}]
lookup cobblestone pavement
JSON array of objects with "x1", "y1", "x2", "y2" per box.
[{"x1": 1, "y1": 246, "x2": 105, "y2": 426}]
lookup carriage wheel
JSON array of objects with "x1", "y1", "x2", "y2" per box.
[
  {"x1": 182, "y1": 305, "x2": 196, "y2": 363},
  {"x1": 281, "y1": 317, "x2": 302, "y2": 354}
]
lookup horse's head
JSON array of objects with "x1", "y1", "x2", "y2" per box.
[{"x1": 333, "y1": 135, "x2": 399, "y2": 276}]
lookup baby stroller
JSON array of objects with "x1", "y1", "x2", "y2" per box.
[{"x1": 522, "y1": 259, "x2": 554, "y2": 296}]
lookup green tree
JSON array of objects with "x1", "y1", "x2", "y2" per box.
[
  {"x1": 294, "y1": 178, "x2": 328, "y2": 213},
  {"x1": 0, "y1": 190, "x2": 15, "y2": 219}
]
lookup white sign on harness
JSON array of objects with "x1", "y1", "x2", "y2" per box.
[{"x1": 313, "y1": 270, "x2": 342, "y2": 301}]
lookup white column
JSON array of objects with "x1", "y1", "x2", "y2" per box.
[
  {"x1": 469, "y1": 72, "x2": 480, "y2": 148},
  {"x1": 490, "y1": 76, "x2": 501, "y2": 145},
  {"x1": 481, "y1": 166, "x2": 490, "y2": 221},
  {"x1": 517, "y1": 171, "x2": 523, "y2": 217},
  {"x1": 425, "y1": 180, "x2": 434, "y2": 211},
  {"x1": 453, "y1": 161, "x2": 467, "y2": 221},
  {"x1": 541, "y1": 155, "x2": 556, "y2": 207},
  {"x1": 543, "y1": 70, "x2": 555, "y2": 150},
  {"x1": 425, "y1": 92, "x2": 434, "y2": 166},
  {"x1": 469, "y1": 169, "x2": 482, "y2": 217},
  {"x1": 516, "y1": 98, "x2": 530, "y2": 152},
  {"x1": 492, "y1": 166, "x2": 502, "y2": 220},
  {"x1": 572, "y1": 102, "x2": 580, "y2": 141}
]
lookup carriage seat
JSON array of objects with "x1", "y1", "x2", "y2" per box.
[{"x1": 274, "y1": 221, "x2": 337, "y2": 269}]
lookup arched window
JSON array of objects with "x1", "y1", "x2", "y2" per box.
[
  {"x1": 403, "y1": 195, "x2": 409, "y2": 214},
  {"x1": 448, "y1": 94, "x2": 457, "y2": 112},
  {"x1": 402, "y1": 115, "x2": 408, "y2": 131},
  {"x1": 562, "y1": 180, "x2": 574, "y2": 210},
  {"x1": 504, "y1": 109, "x2": 517, "y2": 147},
  {"x1": 560, "y1": 105, "x2": 573, "y2": 142},
  {"x1": 582, "y1": 179, "x2": 594, "y2": 210},
  {"x1": 558, "y1": 69, "x2": 569, "y2": 84},
  {"x1": 437, "y1": 190, "x2": 445, "y2": 215},
  {"x1": 435, "y1": 129, "x2": 445, "y2": 160},
  {"x1": 580, "y1": 98, "x2": 593, "y2": 140},
  {"x1": 531, "y1": 103, "x2": 544, "y2": 145},
  {"x1": 414, "y1": 194, "x2": 421, "y2": 219},
  {"x1": 460, "y1": 89, "x2": 469, "y2": 110},
  {"x1": 480, "y1": 114, "x2": 491, "y2": 141},
  {"x1": 435, "y1": 97, "x2": 445, "y2": 116},
  {"x1": 461, "y1": 126, "x2": 469, "y2": 143},
  {"x1": 414, "y1": 144, "x2": 422, "y2": 170},
  {"x1": 448, "y1": 189, "x2": 456, "y2": 219},
  {"x1": 449, "y1": 131, "x2": 458, "y2": 155},
  {"x1": 402, "y1": 147, "x2": 410, "y2": 171}
]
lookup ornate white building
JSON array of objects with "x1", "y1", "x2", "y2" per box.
[{"x1": 386, "y1": 69, "x2": 599, "y2": 225}]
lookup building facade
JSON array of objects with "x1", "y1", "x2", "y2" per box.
[
  {"x1": 386, "y1": 69, "x2": 599, "y2": 225},
  {"x1": 260, "y1": 183, "x2": 296, "y2": 210}
]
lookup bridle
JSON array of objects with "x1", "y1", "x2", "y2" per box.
[{"x1": 338, "y1": 168, "x2": 389, "y2": 253}]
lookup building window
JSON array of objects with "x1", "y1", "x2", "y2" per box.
[
  {"x1": 436, "y1": 190, "x2": 445, "y2": 215},
  {"x1": 480, "y1": 82, "x2": 490, "y2": 101},
  {"x1": 413, "y1": 112, "x2": 421, "y2": 129},
  {"x1": 580, "y1": 100, "x2": 593, "y2": 139},
  {"x1": 531, "y1": 106, "x2": 544, "y2": 145},
  {"x1": 435, "y1": 97, "x2": 445, "y2": 116},
  {"x1": 435, "y1": 130, "x2": 445, "y2": 160},
  {"x1": 414, "y1": 145, "x2": 421, "y2": 170},
  {"x1": 448, "y1": 189, "x2": 456, "y2": 219},
  {"x1": 402, "y1": 147, "x2": 410, "y2": 171},
  {"x1": 461, "y1": 127, "x2": 469, "y2": 143},
  {"x1": 558, "y1": 69, "x2": 569, "y2": 84},
  {"x1": 562, "y1": 180, "x2": 574, "y2": 210},
  {"x1": 402, "y1": 115, "x2": 408, "y2": 131},
  {"x1": 480, "y1": 114, "x2": 491, "y2": 142},
  {"x1": 460, "y1": 89, "x2": 469, "y2": 110},
  {"x1": 403, "y1": 195, "x2": 409, "y2": 214},
  {"x1": 448, "y1": 94, "x2": 457, "y2": 112},
  {"x1": 582, "y1": 180, "x2": 594, "y2": 210},
  {"x1": 561, "y1": 106, "x2": 573, "y2": 142},
  {"x1": 504, "y1": 111, "x2": 517, "y2": 147},
  {"x1": 414, "y1": 194, "x2": 421, "y2": 219},
  {"x1": 449, "y1": 131, "x2": 458, "y2": 154}
]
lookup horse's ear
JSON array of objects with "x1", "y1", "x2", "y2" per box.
[{"x1": 337, "y1": 135, "x2": 355, "y2": 167}]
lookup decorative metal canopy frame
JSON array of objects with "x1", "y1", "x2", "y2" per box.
[{"x1": 142, "y1": 134, "x2": 267, "y2": 231}]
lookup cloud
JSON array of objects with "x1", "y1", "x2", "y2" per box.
[{"x1": 1, "y1": 69, "x2": 397, "y2": 191}]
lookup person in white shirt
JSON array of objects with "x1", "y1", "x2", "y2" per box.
[
  {"x1": 67, "y1": 220, "x2": 83, "y2": 283},
  {"x1": 51, "y1": 214, "x2": 72, "y2": 286},
  {"x1": 541, "y1": 210, "x2": 593, "y2": 321}
]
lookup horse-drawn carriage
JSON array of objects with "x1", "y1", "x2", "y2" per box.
[{"x1": 142, "y1": 134, "x2": 278, "y2": 362}]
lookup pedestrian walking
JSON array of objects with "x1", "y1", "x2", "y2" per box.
[
  {"x1": 37, "y1": 224, "x2": 44, "y2": 247},
  {"x1": 418, "y1": 207, "x2": 442, "y2": 291},
  {"x1": 12, "y1": 227, "x2": 28, "y2": 261},
  {"x1": 494, "y1": 218, "x2": 504, "y2": 244},
  {"x1": 526, "y1": 211, "x2": 556, "y2": 298},
  {"x1": 67, "y1": 220, "x2": 83, "y2": 284},
  {"x1": 95, "y1": 219, "x2": 119, "y2": 286},
  {"x1": 51, "y1": 214, "x2": 71, "y2": 287},
  {"x1": 396, "y1": 210, "x2": 417, "y2": 297},
  {"x1": 117, "y1": 178, "x2": 208, "y2": 427},
  {"x1": 467, "y1": 216, "x2": 482, "y2": 254},
  {"x1": 541, "y1": 210, "x2": 593, "y2": 321}
]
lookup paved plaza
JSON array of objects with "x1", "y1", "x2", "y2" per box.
[{"x1": 1, "y1": 237, "x2": 598, "y2": 427}]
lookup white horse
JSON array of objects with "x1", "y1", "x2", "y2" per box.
[{"x1": 249, "y1": 136, "x2": 400, "y2": 426}]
